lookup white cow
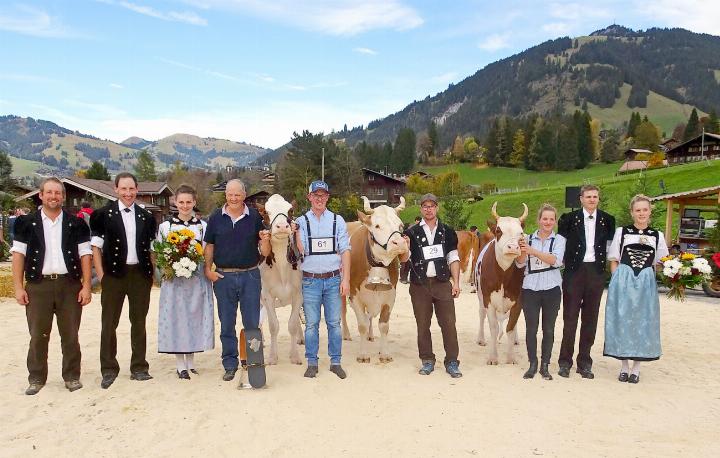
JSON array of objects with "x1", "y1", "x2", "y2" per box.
[
  {"x1": 258, "y1": 194, "x2": 303, "y2": 365},
  {"x1": 344, "y1": 196, "x2": 409, "y2": 363},
  {"x1": 475, "y1": 202, "x2": 527, "y2": 365}
]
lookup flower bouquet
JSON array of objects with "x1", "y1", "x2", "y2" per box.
[
  {"x1": 659, "y1": 252, "x2": 713, "y2": 301},
  {"x1": 153, "y1": 228, "x2": 204, "y2": 280}
]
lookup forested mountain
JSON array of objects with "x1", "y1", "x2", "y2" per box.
[
  {"x1": 0, "y1": 115, "x2": 271, "y2": 173},
  {"x1": 332, "y1": 26, "x2": 720, "y2": 150}
]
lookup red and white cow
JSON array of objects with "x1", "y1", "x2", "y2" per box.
[
  {"x1": 344, "y1": 196, "x2": 409, "y2": 363},
  {"x1": 258, "y1": 194, "x2": 303, "y2": 365},
  {"x1": 475, "y1": 202, "x2": 527, "y2": 365}
]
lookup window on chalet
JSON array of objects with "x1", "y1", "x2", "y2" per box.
[{"x1": 368, "y1": 175, "x2": 375, "y2": 181}]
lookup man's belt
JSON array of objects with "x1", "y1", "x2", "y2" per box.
[
  {"x1": 217, "y1": 266, "x2": 258, "y2": 273},
  {"x1": 42, "y1": 273, "x2": 68, "y2": 280},
  {"x1": 302, "y1": 269, "x2": 341, "y2": 279}
]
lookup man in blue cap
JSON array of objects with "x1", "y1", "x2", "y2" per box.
[{"x1": 294, "y1": 180, "x2": 351, "y2": 379}]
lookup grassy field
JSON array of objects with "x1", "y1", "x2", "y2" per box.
[
  {"x1": 404, "y1": 160, "x2": 720, "y2": 236},
  {"x1": 567, "y1": 83, "x2": 703, "y2": 136},
  {"x1": 421, "y1": 161, "x2": 625, "y2": 190},
  {"x1": 9, "y1": 156, "x2": 45, "y2": 177}
]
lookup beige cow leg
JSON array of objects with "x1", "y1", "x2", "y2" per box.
[
  {"x1": 288, "y1": 292, "x2": 303, "y2": 365},
  {"x1": 378, "y1": 304, "x2": 392, "y2": 363},
  {"x1": 263, "y1": 297, "x2": 280, "y2": 365},
  {"x1": 351, "y1": 300, "x2": 371, "y2": 363}
]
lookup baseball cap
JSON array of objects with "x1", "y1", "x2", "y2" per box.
[
  {"x1": 309, "y1": 180, "x2": 330, "y2": 193},
  {"x1": 420, "y1": 193, "x2": 438, "y2": 205}
]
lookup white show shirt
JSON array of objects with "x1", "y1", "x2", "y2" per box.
[
  {"x1": 419, "y1": 219, "x2": 460, "y2": 277},
  {"x1": 10, "y1": 210, "x2": 92, "y2": 274},
  {"x1": 582, "y1": 208, "x2": 597, "y2": 262},
  {"x1": 120, "y1": 202, "x2": 139, "y2": 264}
]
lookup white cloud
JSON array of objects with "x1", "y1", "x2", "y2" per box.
[
  {"x1": 636, "y1": 0, "x2": 720, "y2": 36},
  {"x1": 542, "y1": 22, "x2": 571, "y2": 35},
  {"x1": 478, "y1": 33, "x2": 510, "y2": 52},
  {"x1": 353, "y1": 47, "x2": 378, "y2": 55},
  {"x1": 63, "y1": 99, "x2": 127, "y2": 118},
  {"x1": 0, "y1": 5, "x2": 79, "y2": 38},
  {"x1": 109, "y1": 83, "x2": 124, "y2": 89},
  {"x1": 98, "y1": 0, "x2": 208, "y2": 26},
  {"x1": 189, "y1": 0, "x2": 423, "y2": 35},
  {"x1": 431, "y1": 72, "x2": 458, "y2": 85}
]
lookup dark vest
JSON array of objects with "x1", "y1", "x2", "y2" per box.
[
  {"x1": 16, "y1": 210, "x2": 90, "y2": 283},
  {"x1": 405, "y1": 220, "x2": 459, "y2": 284},
  {"x1": 558, "y1": 208, "x2": 616, "y2": 274},
  {"x1": 90, "y1": 201, "x2": 157, "y2": 278}
]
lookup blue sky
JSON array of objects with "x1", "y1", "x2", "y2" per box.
[{"x1": 0, "y1": 0, "x2": 716, "y2": 149}]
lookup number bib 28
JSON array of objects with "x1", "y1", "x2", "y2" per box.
[{"x1": 422, "y1": 244, "x2": 444, "y2": 260}]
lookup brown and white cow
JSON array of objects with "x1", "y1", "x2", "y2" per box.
[
  {"x1": 258, "y1": 194, "x2": 303, "y2": 365},
  {"x1": 475, "y1": 202, "x2": 527, "y2": 365},
  {"x1": 457, "y1": 230, "x2": 483, "y2": 286},
  {"x1": 344, "y1": 196, "x2": 409, "y2": 363}
]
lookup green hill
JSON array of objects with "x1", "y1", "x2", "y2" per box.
[{"x1": 403, "y1": 160, "x2": 720, "y2": 239}]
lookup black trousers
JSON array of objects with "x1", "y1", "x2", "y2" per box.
[
  {"x1": 522, "y1": 286, "x2": 561, "y2": 365},
  {"x1": 558, "y1": 263, "x2": 605, "y2": 370},
  {"x1": 100, "y1": 266, "x2": 153, "y2": 375},
  {"x1": 409, "y1": 279, "x2": 459, "y2": 364},
  {"x1": 25, "y1": 277, "x2": 83, "y2": 384}
]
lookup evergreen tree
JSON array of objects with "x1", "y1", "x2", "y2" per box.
[
  {"x1": 382, "y1": 141, "x2": 393, "y2": 171},
  {"x1": 509, "y1": 129, "x2": 526, "y2": 167},
  {"x1": 134, "y1": 150, "x2": 157, "y2": 181},
  {"x1": 600, "y1": 130, "x2": 621, "y2": 163},
  {"x1": 0, "y1": 150, "x2": 14, "y2": 190},
  {"x1": 626, "y1": 112, "x2": 641, "y2": 138},
  {"x1": 683, "y1": 108, "x2": 701, "y2": 141},
  {"x1": 485, "y1": 118, "x2": 501, "y2": 166},
  {"x1": 574, "y1": 111, "x2": 593, "y2": 168},
  {"x1": 555, "y1": 123, "x2": 579, "y2": 171},
  {"x1": 86, "y1": 161, "x2": 111, "y2": 180},
  {"x1": 427, "y1": 121, "x2": 439, "y2": 156},
  {"x1": 500, "y1": 117, "x2": 514, "y2": 165},
  {"x1": 392, "y1": 128, "x2": 415, "y2": 174},
  {"x1": 526, "y1": 119, "x2": 552, "y2": 170},
  {"x1": 706, "y1": 109, "x2": 720, "y2": 134}
]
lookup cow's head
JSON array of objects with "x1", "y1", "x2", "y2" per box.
[
  {"x1": 490, "y1": 202, "x2": 527, "y2": 269},
  {"x1": 357, "y1": 196, "x2": 409, "y2": 264},
  {"x1": 263, "y1": 194, "x2": 294, "y2": 239}
]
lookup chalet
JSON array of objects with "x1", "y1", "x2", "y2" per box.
[
  {"x1": 361, "y1": 168, "x2": 406, "y2": 207},
  {"x1": 16, "y1": 177, "x2": 174, "y2": 224},
  {"x1": 623, "y1": 148, "x2": 653, "y2": 161},
  {"x1": 665, "y1": 132, "x2": 720, "y2": 165},
  {"x1": 660, "y1": 138, "x2": 680, "y2": 152}
]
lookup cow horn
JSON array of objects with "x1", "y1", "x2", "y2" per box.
[
  {"x1": 361, "y1": 196, "x2": 374, "y2": 214},
  {"x1": 519, "y1": 203, "x2": 528, "y2": 223},
  {"x1": 491, "y1": 202, "x2": 499, "y2": 220},
  {"x1": 394, "y1": 196, "x2": 406, "y2": 214}
]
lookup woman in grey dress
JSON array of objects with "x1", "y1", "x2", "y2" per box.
[{"x1": 155, "y1": 185, "x2": 214, "y2": 379}]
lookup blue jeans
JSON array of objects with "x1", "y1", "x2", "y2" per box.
[
  {"x1": 213, "y1": 268, "x2": 262, "y2": 370},
  {"x1": 302, "y1": 275, "x2": 342, "y2": 365}
]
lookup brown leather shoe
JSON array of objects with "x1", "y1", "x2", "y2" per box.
[
  {"x1": 25, "y1": 382, "x2": 45, "y2": 395},
  {"x1": 65, "y1": 380, "x2": 83, "y2": 392}
]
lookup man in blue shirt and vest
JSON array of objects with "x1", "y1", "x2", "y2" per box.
[
  {"x1": 204, "y1": 179, "x2": 271, "y2": 381},
  {"x1": 294, "y1": 180, "x2": 351, "y2": 379}
]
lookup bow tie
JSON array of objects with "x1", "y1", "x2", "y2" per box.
[
  {"x1": 587, "y1": 215, "x2": 594, "y2": 220},
  {"x1": 123, "y1": 208, "x2": 131, "y2": 213}
]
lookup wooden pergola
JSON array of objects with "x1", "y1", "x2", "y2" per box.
[{"x1": 649, "y1": 185, "x2": 720, "y2": 246}]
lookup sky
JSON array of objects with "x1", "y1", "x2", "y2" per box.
[{"x1": 1, "y1": 0, "x2": 717, "y2": 149}]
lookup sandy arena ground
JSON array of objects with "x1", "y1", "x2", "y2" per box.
[{"x1": 1, "y1": 279, "x2": 719, "y2": 457}]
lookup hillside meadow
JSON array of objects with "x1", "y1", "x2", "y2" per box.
[{"x1": 404, "y1": 160, "x2": 720, "y2": 235}]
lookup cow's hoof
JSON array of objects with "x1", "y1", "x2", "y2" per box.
[
  {"x1": 506, "y1": 358, "x2": 518, "y2": 365},
  {"x1": 343, "y1": 335, "x2": 353, "y2": 341},
  {"x1": 470, "y1": 289, "x2": 477, "y2": 293},
  {"x1": 357, "y1": 356, "x2": 371, "y2": 363},
  {"x1": 367, "y1": 336, "x2": 376, "y2": 342},
  {"x1": 266, "y1": 356, "x2": 278, "y2": 365},
  {"x1": 476, "y1": 339, "x2": 487, "y2": 346},
  {"x1": 290, "y1": 356, "x2": 302, "y2": 365},
  {"x1": 486, "y1": 359, "x2": 499, "y2": 365},
  {"x1": 379, "y1": 355, "x2": 393, "y2": 363}
]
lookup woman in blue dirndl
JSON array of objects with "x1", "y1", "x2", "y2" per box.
[
  {"x1": 155, "y1": 185, "x2": 215, "y2": 380},
  {"x1": 604, "y1": 194, "x2": 668, "y2": 384}
]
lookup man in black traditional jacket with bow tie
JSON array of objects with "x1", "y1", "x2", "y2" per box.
[
  {"x1": 90, "y1": 172, "x2": 157, "y2": 389},
  {"x1": 557, "y1": 184, "x2": 615, "y2": 379}
]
